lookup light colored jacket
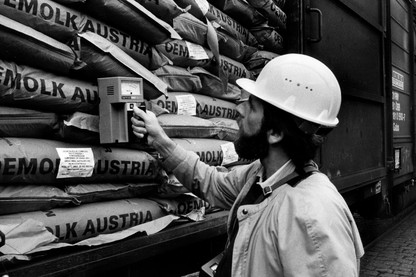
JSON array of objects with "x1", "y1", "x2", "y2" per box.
[{"x1": 163, "y1": 145, "x2": 364, "y2": 277}]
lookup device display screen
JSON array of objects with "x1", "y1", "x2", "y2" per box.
[{"x1": 120, "y1": 80, "x2": 141, "y2": 96}]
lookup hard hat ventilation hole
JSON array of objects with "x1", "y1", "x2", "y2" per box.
[{"x1": 284, "y1": 78, "x2": 313, "y2": 91}]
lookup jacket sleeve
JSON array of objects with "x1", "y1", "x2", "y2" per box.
[{"x1": 162, "y1": 144, "x2": 255, "y2": 209}]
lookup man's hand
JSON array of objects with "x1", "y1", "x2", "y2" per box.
[
  {"x1": 131, "y1": 106, "x2": 176, "y2": 158},
  {"x1": 131, "y1": 106, "x2": 159, "y2": 145}
]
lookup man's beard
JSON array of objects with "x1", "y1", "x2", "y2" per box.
[{"x1": 234, "y1": 124, "x2": 269, "y2": 160}]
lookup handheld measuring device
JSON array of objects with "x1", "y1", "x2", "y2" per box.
[{"x1": 97, "y1": 77, "x2": 146, "y2": 144}]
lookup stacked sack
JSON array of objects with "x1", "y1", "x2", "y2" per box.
[{"x1": 0, "y1": 0, "x2": 287, "y2": 249}]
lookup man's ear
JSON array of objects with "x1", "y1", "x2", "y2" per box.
[{"x1": 267, "y1": 130, "x2": 283, "y2": 145}]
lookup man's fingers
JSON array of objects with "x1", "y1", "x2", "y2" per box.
[
  {"x1": 133, "y1": 106, "x2": 157, "y2": 123},
  {"x1": 132, "y1": 124, "x2": 147, "y2": 132},
  {"x1": 131, "y1": 116, "x2": 145, "y2": 127},
  {"x1": 132, "y1": 125, "x2": 147, "y2": 138},
  {"x1": 133, "y1": 106, "x2": 146, "y2": 120},
  {"x1": 132, "y1": 130, "x2": 145, "y2": 138}
]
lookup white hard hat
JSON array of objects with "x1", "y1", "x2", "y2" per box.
[{"x1": 236, "y1": 54, "x2": 341, "y2": 127}]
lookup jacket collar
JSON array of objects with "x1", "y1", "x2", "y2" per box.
[{"x1": 256, "y1": 159, "x2": 295, "y2": 189}]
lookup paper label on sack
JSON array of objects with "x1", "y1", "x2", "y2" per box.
[
  {"x1": 64, "y1": 112, "x2": 99, "y2": 133},
  {"x1": 26, "y1": 215, "x2": 180, "y2": 254},
  {"x1": 195, "y1": 0, "x2": 209, "y2": 15},
  {"x1": 221, "y1": 142, "x2": 239, "y2": 166},
  {"x1": 182, "y1": 207, "x2": 206, "y2": 222},
  {"x1": 185, "y1": 41, "x2": 209, "y2": 60},
  {"x1": 175, "y1": 94, "x2": 197, "y2": 116},
  {"x1": 56, "y1": 148, "x2": 95, "y2": 178},
  {"x1": 0, "y1": 215, "x2": 179, "y2": 256},
  {"x1": 0, "y1": 218, "x2": 57, "y2": 255}
]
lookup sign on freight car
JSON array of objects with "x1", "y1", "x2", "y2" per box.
[
  {"x1": 391, "y1": 69, "x2": 410, "y2": 136},
  {"x1": 392, "y1": 70, "x2": 404, "y2": 90},
  {"x1": 392, "y1": 91, "x2": 410, "y2": 135}
]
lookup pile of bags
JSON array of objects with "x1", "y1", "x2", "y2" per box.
[{"x1": 0, "y1": 0, "x2": 287, "y2": 258}]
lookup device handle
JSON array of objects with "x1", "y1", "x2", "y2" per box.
[{"x1": 137, "y1": 102, "x2": 148, "y2": 144}]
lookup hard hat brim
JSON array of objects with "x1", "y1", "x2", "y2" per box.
[{"x1": 236, "y1": 78, "x2": 257, "y2": 99}]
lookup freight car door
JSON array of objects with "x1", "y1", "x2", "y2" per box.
[
  {"x1": 286, "y1": 0, "x2": 388, "y2": 200},
  {"x1": 388, "y1": 0, "x2": 415, "y2": 210}
]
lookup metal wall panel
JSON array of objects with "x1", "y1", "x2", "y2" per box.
[
  {"x1": 321, "y1": 98, "x2": 384, "y2": 185},
  {"x1": 305, "y1": 0, "x2": 384, "y2": 98},
  {"x1": 301, "y1": 0, "x2": 387, "y2": 192},
  {"x1": 391, "y1": 0, "x2": 410, "y2": 30},
  {"x1": 391, "y1": 20, "x2": 410, "y2": 53},
  {"x1": 342, "y1": 0, "x2": 382, "y2": 25}
]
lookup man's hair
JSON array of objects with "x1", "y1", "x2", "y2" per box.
[{"x1": 261, "y1": 99, "x2": 324, "y2": 169}]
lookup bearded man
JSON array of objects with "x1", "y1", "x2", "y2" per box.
[{"x1": 131, "y1": 54, "x2": 364, "y2": 277}]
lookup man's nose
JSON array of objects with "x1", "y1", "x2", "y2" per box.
[{"x1": 235, "y1": 103, "x2": 244, "y2": 119}]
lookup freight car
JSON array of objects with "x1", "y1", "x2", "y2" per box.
[
  {"x1": 288, "y1": 0, "x2": 416, "y2": 217},
  {"x1": 0, "y1": 0, "x2": 415, "y2": 276}
]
